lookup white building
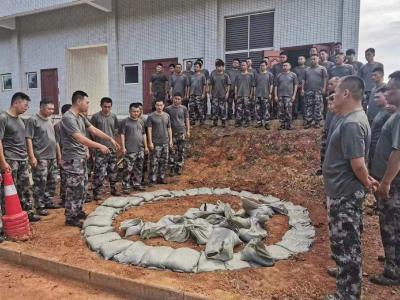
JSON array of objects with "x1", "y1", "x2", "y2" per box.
[{"x1": 0, "y1": 0, "x2": 360, "y2": 114}]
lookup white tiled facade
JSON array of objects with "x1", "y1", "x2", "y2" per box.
[{"x1": 0, "y1": 0, "x2": 360, "y2": 115}]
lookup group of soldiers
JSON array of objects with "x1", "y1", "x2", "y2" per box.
[
  {"x1": 0, "y1": 90, "x2": 189, "y2": 229},
  {"x1": 151, "y1": 43, "x2": 383, "y2": 131}
]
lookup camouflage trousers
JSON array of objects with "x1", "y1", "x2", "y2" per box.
[
  {"x1": 123, "y1": 151, "x2": 144, "y2": 191},
  {"x1": 236, "y1": 97, "x2": 251, "y2": 124},
  {"x1": 327, "y1": 190, "x2": 365, "y2": 300},
  {"x1": 255, "y1": 97, "x2": 271, "y2": 125},
  {"x1": 189, "y1": 95, "x2": 205, "y2": 122},
  {"x1": 63, "y1": 159, "x2": 86, "y2": 220},
  {"x1": 169, "y1": 133, "x2": 186, "y2": 172},
  {"x1": 149, "y1": 144, "x2": 169, "y2": 182},
  {"x1": 59, "y1": 165, "x2": 66, "y2": 205},
  {"x1": 278, "y1": 96, "x2": 293, "y2": 127},
  {"x1": 227, "y1": 90, "x2": 236, "y2": 120},
  {"x1": 0, "y1": 160, "x2": 33, "y2": 215},
  {"x1": 362, "y1": 91, "x2": 371, "y2": 113},
  {"x1": 32, "y1": 159, "x2": 57, "y2": 209},
  {"x1": 376, "y1": 179, "x2": 400, "y2": 279},
  {"x1": 211, "y1": 97, "x2": 227, "y2": 121},
  {"x1": 93, "y1": 150, "x2": 118, "y2": 195},
  {"x1": 304, "y1": 91, "x2": 323, "y2": 124}
]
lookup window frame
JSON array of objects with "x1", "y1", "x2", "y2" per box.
[
  {"x1": 26, "y1": 72, "x2": 38, "y2": 89},
  {"x1": 1, "y1": 73, "x2": 12, "y2": 91},
  {"x1": 123, "y1": 64, "x2": 140, "y2": 85}
]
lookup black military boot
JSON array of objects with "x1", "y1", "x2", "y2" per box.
[{"x1": 65, "y1": 218, "x2": 83, "y2": 228}]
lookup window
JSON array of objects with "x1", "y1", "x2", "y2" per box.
[
  {"x1": 1, "y1": 73, "x2": 12, "y2": 91},
  {"x1": 27, "y1": 72, "x2": 38, "y2": 89},
  {"x1": 225, "y1": 11, "x2": 274, "y2": 69},
  {"x1": 123, "y1": 64, "x2": 139, "y2": 84}
]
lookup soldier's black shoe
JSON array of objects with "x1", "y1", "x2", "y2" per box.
[
  {"x1": 93, "y1": 194, "x2": 102, "y2": 201},
  {"x1": 278, "y1": 124, "x2": 285, "y2": 131},
  {"x1": 265, "y1": 124, "x2": 271, "y2": 130},
  {"x1": 221, "y1": 121, "x2": 226, "y2": 128},
  {"x1": 111, "y1": 190, "x2": 122, "y2": 196},
  {"x1": 157, "y1": 178, "x2": 167, "y2": 184},
  {"x1": 175, "y1": 168, "x2": 182, "y2": 176},
  {"x1": 77, "y1": 211, "x2": 87, "y2": 220},
  {"x1": 286, "y1": 125, "x2": 293, "y2": 130},
  {"x1": 212, "y1": 120, "x2": 218, "y2": 127},
  {"x1": 378, "y1": 255, "x2": 385, "y2": 262},
  {"x1": 244, "y1": 122, "x2": 250, "y2": 128},
  {"x1": 65, "y1": 218, "x2": 83, "y2": 228},
  {"x1": 148, "y1": 181, "x2": 156, "y2": 187},
  {"x1": 134, "y1": 185, "x2": 146, "y2": 191},
  {"x1": 327, "y1": 267, "x2": 338, "y2": 278},
  {"x1": 255, "y1": 123, "x2": 263, "y2": 128},
  {"x1": 304, "y1": 123, "x2": 311, "y2": 129},
  {"x1": 123, "y1": 189, "x2": 131, "y2": 195},
  {"x1": 28, "y1": 213, "x2": 41, "y2": 222},
  {"x1": 370, "y1": 274, "x2": 400, "y2": 286},
  {"x1": 314, "y1": 123, "x2": 321, "y2": 129},
  {"x1": 315, "y1": 169, "x2": 323, "y2": 176},
  {"x1": 37, "y1": 209, "x2": 49, "y2": 216},
  {"x1": 46, "y1": 203, "x2": 61, "y2": 209}
]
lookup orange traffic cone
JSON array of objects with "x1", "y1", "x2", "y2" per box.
[{"x1": 1, "y1": 171, "x2": 31, "y2": 240}]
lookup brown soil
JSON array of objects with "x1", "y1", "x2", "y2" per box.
[{"x1": 1, "y1": 126, "x2": 400, "y2": 299}]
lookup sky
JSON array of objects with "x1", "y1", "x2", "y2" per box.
[{"x1": 359, "y1": 0, "x2": 400, "y2": 78}]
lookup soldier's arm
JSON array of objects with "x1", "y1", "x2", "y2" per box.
[
  {"x1": 147, "y1": 127, "x2": 153, "y2": 150},
  {"x1": 120, "y1": 134, "x2": 126, "y2": 155},
  {"x1": 71, "y1": 132, "x2": 109, "y2": 154},
  {"x1": 0, "y1": 141, "x2": 10, "y2": 172},
  {"x1": 379, "y1": 150, "x2": 400, "y2": 195},
  {"x1": 87, "y1": 125, "x2": 120, "y2": 150},
  {"x1": 26, "y1": 138, "x2": 37, "y2": 168},
  {"x1": 143, "y1": 134, "x2": 149, "y2": 154},
  {"x1": 350, "y1": 157, "x2": 376, "y2": 190},
  {"x1": 56, "y1": 143, "x2": 62, "y2": 165},
  {"x1": 185, "y1": 117, "x2": 191, "y2": 138},
  {"x1": 168, "y1": 127, "x2": 173, "y2": 147},
  {"x1": 149, "y1": 82, "x2": 153, "y2": 96}
]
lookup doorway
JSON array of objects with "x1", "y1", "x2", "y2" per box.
[
  {"x1": 142, "y1": 57, "x2": 178, "y2": 113},
  {"x1": 41, "y1": 69, "x2": 59, "y2": 114}
]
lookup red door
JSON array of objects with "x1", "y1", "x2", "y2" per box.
[
  {"x1": 41, "y1": 69, "x2": 59, "y2": 114},
  {"x1": 142, "y1": 58, "x2": 178, "y2": 113}
]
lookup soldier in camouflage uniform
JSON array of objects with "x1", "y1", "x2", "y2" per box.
[
  {"x1": 370, "y1": 71, "x2": 400, "y2": 286},
  {"x1": 149, "y1": 63, "x2": 169, "y2": 109},
  {"x1": 26, "y1": 99, "x2": 59, "y2": 216},
  {"x1": 120, "y1": 103, "x2": 148, "y2": 193},
  {"x1": 147, "y1": 100, "x2": 172, "y2": 185},
  {"x1": 322, "y1": 76, "x2": 378, "y2": 300},
  {"x1": 209, "y1": 60, "x2": 231, "y2": 127},
  {"x1": 303, "y1": 55, "x2": 328, "y2": 129},
  {"x1": 255, "y1": 61, "x2": 274, "y2": 129},
  {"x1": 188, "y1": 62, "x2": 207, "y2": 125},
  {"x1": 90, "y1": 97, "x2": 120, "y2": 200},
  {"x1": 165, "y1": 92, "x2": 190, "y2": 175},
  {"x1": 235, "y1": 61, "x2": 255, "y2": 127},
  {"x1": 0, "y1": 93, "x2": 40, "y2": 222},
  {"x1": 227, "y1": 59, "x2": 240, "y2": 120},
  {"x1": 60, "y1": 91, "x2": 119, "y2": 227}
]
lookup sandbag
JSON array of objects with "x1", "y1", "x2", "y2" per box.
[
  {"x1": 89, "y1": 206, "x2": 119, "y2": 218},
  {"x1": 205, "y1": 214, "x2": 225, "y2": 225},
  {"x1": 120, "y1": 218, "x2": 142, "y2": 231},
  {"x1": 164, "y1": 248, "x2": 201, "y2": 273},
  {"x1": 140, "y1": 222, "x2": 167, "y2": 239},
  {"x1": 152, "y1": 189, "x2": 172, "y2": 200},
  {"x1": 127, "y1": 196, "x2": 144, "y2": 206},
  {"x1": 99, "y1": 239, "x2": 134, "y2": 260},
  {"x1": 212, "y1": 187, "x2": 231, "y2": 195},
  {"x1": 86, "y1": 232, "x2": 121, "y2": 252},
  {"x1": 223, "y1": 205, "x2": 251, "y2": 229},
  {"x1": 259, "y1": 195, "x2": 280, "y2": 204},
  {"x1": 248, "y1": 206, "x2": 274, "y2": 223},
  {"x1": 134, "y1": 192, "x2": 154, "y2": 202},
  {"x1": 224, "y1": 252, "x2": 252, "y2": 270},
  {"x1": 241, "y1": 239, "x2": 274, "y2": 267},
  {"x1": 101, "y1": 197, "x2": 130, "y2": 208},
  {"x1": 113, "y1": 241, "x2": 152, "y2": 265},
  {"x1": 267, "y1": 202, "x2": 288, "y2": 215},
  {"x1": 238, "y1": 219, "x2": 267, "y2": 242},
  {"x1": 277, "y1": 236, "x2": 313, "y2": 253},
  {"x1": 265, "y1": 245, "x2": 292, "y2": 260},
  {"x1": 170, "y1": 190, "x2": 187, "y2": 197},
  {"x1": 185, "y1": 188, "x2": 199, "y2": 196},
  {"x1": 121, "y1": 219, "x2": 144, "y2": 237},
  {"x1": 241, "y1": 197, "x2": 262, "y2": 214},
  {"x1": 197, "y1": 187, "x2": 213, "y2": 195},
  {"x1": 140, "y1": 246, "x2": 174, "y2": 269},
  {"x1": 196, "y1": 252, "x2": 226, "y2": 272},
  {"x1": 205, "y1": 228, "x2": 241, "y2": 262},
  {"x1": 163, "y1": 224, "x2": 190, "y2": 243},
  {"x1": 158, "y1": 215, "x2": 184, "y2": 225},
  {"x1": 83, "y1": 215, "x2": 113, "y2": 228},
  {"x1": 186, "y1": 218, "x2": 213, "y2": 245},
  {"x1": 83, "y1": 226, "x2": 114, "y2": 237}
]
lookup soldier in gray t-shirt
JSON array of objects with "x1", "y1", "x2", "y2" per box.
[
  {"x1": 255, "y1": 61, "x2": 274, "y2": 128},
  {"x1": 0, "y1": 93, "x2": 38, "y2": 221},
  {"x1": 226, "y1": 59, "x2": 241, "y2": 120},
  {"x1": 25, "y1": 99, "x2": 58, "y2": 215},
  {"x1": 209, "y1": 62, "x2": 231, "y2": 126},
  {"x1": 90, "y1": 98, "x2": 121, "y2": 199},
  {"x1": 188, "y1": 63, "x2": 207, "y2": 125},
  {"x1": 234, "y1": 62, "x2": 255, "y2": 127},
  {"x1": 359, "y1": 54, "x2": 384, "y2": 112},
  {"x1": 146, "y1": 100, "x2": 172, "y2": 184},
  {"x1": 170, "y1": 73, "x2": 189, "y2": 102},
  {"x1": 149, "y1": 64, "x2": 169, "y2": 107}
]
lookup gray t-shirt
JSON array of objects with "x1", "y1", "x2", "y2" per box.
[
  {"x1": 320, "y1": 61, "x2": 335, "y2": 71},
  {"x1": 359, "y1": 62, "x2": 384, "y2": 92},
  {"x1": 367, "y1": 83, "x2": 387, "y2": 121},
  {"x1": 235, "y1": 73, "x2": 255, "y2": 98},
  {"x1": 25, "y1": 114, "x2": 57, "y2": 160},
  {"x1": 0, "y1": 112, "x2": 27, "y2": 161},
  {"x1": 255, "y1": 71, "x2": 274, "y2": 98},
  {"x1": 90, "y1": 112, "x2": 118, "y2": 149},
  {"x1": 170, "y1": 74, "x2": 189, "y2": 97},
  {"x1": 209, "y1": 72, "x2": 231, "y2": 98},
  {"x1": 146, "y1": 112, "x2": 171, "y2": 145},
  {"x1": 328, "y1": 64, "x2": 355, "y2": 78},
  {"x1": 271, "y1": 63, "x2": 284, "y2": 77},
  {"x1": 60, "y1": 110, "x2": 92, "y2": 160},
  {"x1": 189, "y1": 73, "x2": 206, "y2": 96},
  {"x1": 293, "y1": 66, "x2": 308, "y2": 84},
  {"x1": 371, "y1": 112, "x2": 400, "y2": 179},
  {"x1": 274, "y1": 72, "x2": 298, "y2": 98},
  {"x1": 119, "y1": 117, "x2": 145, "y2": 153},
  {"x1": 304, "y1": 65, "x2": 328, "y2": 92},
  {"x1": 165, "y1": 105, "x2": 189, "y2": 134},
  {"x1": 323, "y1": 110, "x2": 371, "y2": 197},
  {"x1": 349, "y1": 61, "x2": 363, "y2": 75},
  {"x1": 369, "y1": 109, "x2": 391, "y2": 164},
  {"x1": 150, "y1": 73, "x2": 169, "y2": 94},
  {"x1": 227, "y1": 69, "x2": 240, "y2": 91}
]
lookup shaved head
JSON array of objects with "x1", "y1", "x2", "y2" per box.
[{"x1": 337, "y1": 76, "x2": 365, "y2": 101}]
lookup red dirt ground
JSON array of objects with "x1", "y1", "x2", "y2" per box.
[{"x1": 1, "y1": 126, "x2": 400, "y2": 299}]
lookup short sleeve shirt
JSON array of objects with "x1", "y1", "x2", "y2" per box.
[
  {"x1": 369, "y1": 109, "x2": 391, "y2": 164},
  {"x1": 209, "y1": 72, "x2": 231, "y2": 98},
  {"x1": 293, "y1": 66, "x2": 308, "y2": 84},
  {"x1": 255, "y1": 71, "x2": 274, "y2": 98},
  {"x1": 0, "y1": 112, "x2": 27, "y2": 160},
  {"x1": 235, "y1": 73, "x2": 255, "y2": 97},
  {"x1": 329, "y1": 64, "x2": 355, "y2": 78},
  {"x1": 146, "y1": 112, "x2": 171, "y2": 145},
  {"x1": 150, "y1": 73, "x2": 169, "y2": 94},
  {"x1": 25, "y1": 114, "x2": 57, "y2": 160},
  {"x1": 359, "y1": 62, "x2": 384, "y2": 92},
  {"x1": 119, "y1": 117, "x2": 145, "y2": 153},
  {"x1": 165, "y1": 105, "x2": 189, "y2": 134},
  {"x1": 271, "y1": 63, "x2": 283, "y2": 77},
  {"x1": 320, "y1": 61, "x2": 335, "y2": 71},
  {"x1": 371, "y1": 112, "x2": 400, "y2": 180},
  {"x1": 189, "y1": 73, "x2": 206, "y2": 96},
  {"x1": 170, "y1": 74, "x2": 189, "y2": 97},
  {"x1": 90, "y1": 112, "x2": 119, "y2": 149},
  {"x1": 60, "y1": 110, "x2": 92, "y2": 160},
  {"x1": 323, "y1": 110, "x2": 371, "y2": 197},
  {"x1": 367, "y1": 83, "x2": 387, "y2": 121},
  {"x1": 274, "y1": 72, "x2": 298, "y2": 98},
  {"x1": 227, "y1": 69, "x2": 240, "y2": 91},
  {"x1": 304, "y1": 65, "x2": 328, "y2": 92}
]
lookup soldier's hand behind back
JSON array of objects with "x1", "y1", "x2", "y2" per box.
[{"x1": 98, "y1": 145, "x2": 110, "y2": 155}]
